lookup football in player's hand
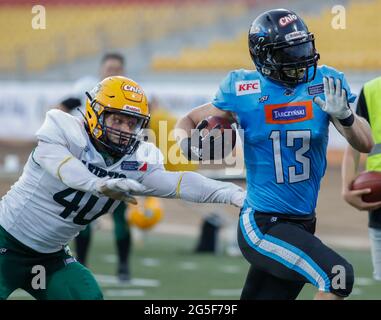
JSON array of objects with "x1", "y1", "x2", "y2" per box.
[
  {"x1": 351, "y1": 171, "x2": 381, "y2": 202},
  {"x1": 197, "y1": 116, "x2": 236, "y2": 160}
]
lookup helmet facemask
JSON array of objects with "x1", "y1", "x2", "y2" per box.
[
  {"x1": 267, "y1": 36, "x2": 319, "y2": 85},
  {"x1": 88, "y1": 98, "x2": 150, "y2": 157},
  {"x1": 249, "y1": 30, "x2": 320, "y2": 86}
]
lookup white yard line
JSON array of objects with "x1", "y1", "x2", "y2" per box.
[
  {"x1": 220, "y1": 265, "x2": 241, "y2": 274},
  {"x1": 141, "y1": 258, "x2": 161, "y2": 267},
  {"x1": 95, "y1": 274, "x2": 160, "y2": 287},
  {"x1": 355, "y1": 277, "x2": 375, "y2": 286},
  {"x1": 104, "y1": 289, "x2": 145, "y2": 297},
  {"x1": 351, "y1": 288, "x2": 363, "y2": 296},
  {"x1": 101, "y1": 254, "x2": 117, "y2": 263},
  {"x1": 209, "y1": 289, "x2": 241, "y2": 297},
  {"x1": 179, "y1": 261, "x2": 198, "y2": 270}
]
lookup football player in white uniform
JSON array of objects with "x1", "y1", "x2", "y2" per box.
[{"x1": 0, "y1": 76, "x2": 245, "y2": 300}]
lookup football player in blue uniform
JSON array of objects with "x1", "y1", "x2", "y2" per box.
[{"x1": 175, "y1": 9, "x2": 373, "y2": 300}]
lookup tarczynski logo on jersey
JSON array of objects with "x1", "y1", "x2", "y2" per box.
[
  {"x1": 235, "y1": 80, "x2": 261, "y2": 96},
  {"x1": 265, "y1": 101, "x2": 313, "y2": 124},
  {"x1": 121, "y1": 161, "x2": 148, "y2": 171}
]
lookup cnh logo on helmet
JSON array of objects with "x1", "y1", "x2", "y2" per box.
[
  {"x1": 279, "y1": 14, "x2": 298, "y2": 27},
  {"x1": 122, "y1": 84, "x2": 144, "y2": 102},
  {"x1": 85, "y1": 76, "x2": 150, "y2": 156}
]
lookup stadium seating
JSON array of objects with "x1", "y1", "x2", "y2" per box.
[
  {"x1": 152, "y1": 0, "x2": 381, "y2": 71},
  {"x1": 0, "y1": 2, "x2": 245, "y2": 73}
]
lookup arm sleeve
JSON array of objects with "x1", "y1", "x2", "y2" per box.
[
  {"x1": 355, "y1": 88, "x2": 369, "y2": 122},
  {"x1": 212, "y1": 71, "x2": 237, "y2": 112},
  {"x1": 137, "y1": 166, "x2": 243, "y2": 205},
  {"x1": 33, "y1": 141, "x2": 100, "y2": 194}
]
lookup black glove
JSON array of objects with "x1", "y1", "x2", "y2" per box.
[
  {"x1": 180, "y1": 120, "x2": 223, "y2": 161},
  {"x1": 61, "y1": 98, "x2": 82, "y2": 111}
]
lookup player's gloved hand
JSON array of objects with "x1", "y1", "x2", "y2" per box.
[
  {"x1": 230, "y1": 189, "x2": 246, "y2": 208},
  {"x1": 180, "y1": 119, "x2": 221, "y2": 161},
  {"x1": 313, "y1": 77, "x2": 354, "y2": 125},
  {"x1": 95, "y1": 178, "x2": 146, "y2": 204}
]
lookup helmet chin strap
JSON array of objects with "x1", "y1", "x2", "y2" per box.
[{"x1": 91, "y1": 135, "x2": 125, "y2": 162}]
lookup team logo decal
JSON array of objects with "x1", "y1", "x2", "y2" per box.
[
  {"x1": 235, "y1": 80, "x2": 261, "y2": 96},
  {"x1": 121, "y1": 161, "x2": 148, "y2": 171},
  {"x1": 279, "y1": 14, "x2": 298, "y2": 27},
  {"x1": 259, "y1": 95, "x2": 269, "y2": 103},
  {"x1": 265, "y1": 101, "x2": 313, "y2": 124},
  {"x1": 308, "y1": 84, "x2": 324, "y2": 95},
  {"x1": 122, "y1": 83, "x2": 143, "y2": 102},
  {"x1": 283, "y1": 88, "x2": 295, "y2": 96},
  {"x1": 123, "y1": 84, "x2": 143, "y2": 95}
]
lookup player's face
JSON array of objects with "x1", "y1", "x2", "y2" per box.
[
  {"x1": 100, "y1": 59, "x2": 124, "y2": 79},
  {"x1": 104, "y1": 113, "x2": 139, "y2": 145},
  {"x1": 282, "y1": 67, "x2": 306, "y2": 80}
]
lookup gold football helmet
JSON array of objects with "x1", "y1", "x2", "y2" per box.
[
  {"x1": 85, "y1": 76, "x2": 150, "y2": 155},
  {"x1": 128, "y1": 197, "x2": 163, "y2": 230}
]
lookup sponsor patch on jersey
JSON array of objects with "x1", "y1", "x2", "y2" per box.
[
  {"x1": 279, "y1": 14, "x2": 298, "y2": 27},
  {"x1": 235, "y1": 80, "x2": 261, "y2": 96},
  {"x1": 265, "y1": 101, "x2": 313, "y2": 124},
  {"x1": 121, "y1": 161, "x2": 147, "y2": 171},
  {"x1": 308, "y1": 84, "x2": 324, "y2": 95}
]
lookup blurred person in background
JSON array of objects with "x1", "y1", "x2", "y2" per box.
[
  {"x1": 342, "y1": 76, "x2": 381, "y2": 281},
  {"x1": 57, "y1": 52, "x2": 133, "y2": 282}
]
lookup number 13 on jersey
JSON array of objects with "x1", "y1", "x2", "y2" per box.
[{"x1": 269, "y1": 130, "x2": 311, "y2": 184}]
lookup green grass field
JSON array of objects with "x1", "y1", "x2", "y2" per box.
[{"x1": 8, "y1": 230, "x2": 381, "y2": 300}]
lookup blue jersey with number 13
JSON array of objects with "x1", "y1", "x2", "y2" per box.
[{"x1": 212, "y1": 65, "x2": 356, "y2": 215}]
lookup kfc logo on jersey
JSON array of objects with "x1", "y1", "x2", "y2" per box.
[
  {"x1": 265, "y1": 101, "x2": 313, "y2": 124},
  {"x1": 279, "y1": 14, "x2": 298, "y2": 27},
  {"x1": 235, "y1": 80, "x2": 261, "y2": 96}
]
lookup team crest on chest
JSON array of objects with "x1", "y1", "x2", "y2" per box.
[{"x1": 265, "y1": 101, "x2": 313, "y2": 124}]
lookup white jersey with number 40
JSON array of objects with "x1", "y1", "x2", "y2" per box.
[{"x1": 0, "y1": 110, "x2": 163, "y2": 253}]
